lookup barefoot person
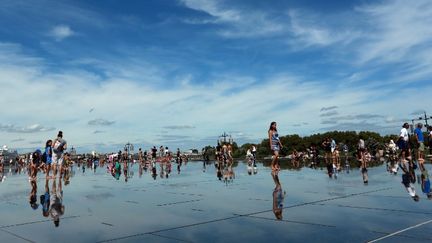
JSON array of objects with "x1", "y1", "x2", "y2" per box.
[
  {"x1": 397, "y1": 123, "x2": 410, "y2": 163},
  {"x1": 268, "y1": 121, "x2": 282, "y2": 171},
  {"x1": 52, "y1": 131, "x2": 67, "y2": 178},
  {"x1": 44, "y1": 140, "x2": 53, "y2": 178},
  {"x1": 414, "y1": 123, "x2": 425, "y2": 164}
]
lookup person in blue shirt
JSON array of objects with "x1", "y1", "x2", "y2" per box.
[
  {"x1": 40, "y1": 177, "x2": 51, "y2": 217},
  {"x1": 414, "y1": 123, "x2": 425, "y2": 164},
  {"x1": 419, "y1": 163, "x2": 432, "y2": 199},
  {"x1": 44, "y1": 140, "x2": 53, "y2": 178}
]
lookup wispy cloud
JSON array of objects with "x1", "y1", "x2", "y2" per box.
[
  {"x1": 355, "y1": 0, "x2": 432, "y2": 65},
  {"x1": 29, "y1": 141, "x2": 43, "y2": 145},
  {"x1": 0, "y1": 124, "x2": 55, "y2": 133},
  {"x1": 320, "y1": 106, "x2": 338, "y2": 112},
  {"x1": 287, "y1": 10, "x2": 359, "y2": 47},
  {"x1": 163, "y1": 125, "x2": 196, "y2": 130},
  {"x1": 321, "y1": 114, "x2": 384, "y2": 123},
  {"x1": 11, "y1": 138, "x2": 25, "y2": 142},
  {"x1": 88, "y1": 119, "x2": 115, "y2": 126},
  {"x1": 1, "y1": 1, "x2": 432, "y2": 152},
  {"x1": 49, "y1": 25, "x2": 75, "y2": 41},
  {"x1": 320, "y1": 111, "x2": 339, "y2": 117},
  {"x1": 321, "y1": 120, "x2": 338, "y2": 125},
  {"x1": 180, "y1": 0, "x2": 284, "y2": 38},
  {"x1": 410, "y1": 110, "x2": 426, "y2": 116}
]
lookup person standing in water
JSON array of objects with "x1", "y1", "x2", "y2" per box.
[
  {"x1": 358, "y1": 138, "x2": 368, "y2": 184},
  {"x1": 414, "y1": 123, "x2": 425, "y2": 164},
  {"x1": 268, "y1": 121, "x2": 283, "y2": 171},
  {"x1": 44, "y1": 140, "x2": 53, "y2": 178},
  {"x1": 52, "y1": 131, "x2": 67, "y2": 178},
  {"x1": 397, "y1": 123, "x2": 410, "y2": 163},
  {"x1": 251, "y1": 145, "x2": 257, "y2": 166}
]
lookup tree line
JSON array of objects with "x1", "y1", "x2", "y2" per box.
[{"x1": 202, "y1": 131, "x2": 407, "y2": 160}]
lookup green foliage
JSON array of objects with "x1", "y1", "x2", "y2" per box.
[
  {"x1": 202, "y1": 146, "x2": 216, "y2": 160},
  {"x1": 225, "y1": 131, "x2": 397, "y2": 159}
]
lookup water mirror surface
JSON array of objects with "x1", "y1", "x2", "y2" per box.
[{"x1": 1, "y1": 161, "x2": 432, "y2": 243}]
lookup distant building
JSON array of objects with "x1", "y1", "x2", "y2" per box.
[{"x1": 183, "y1": 149, "x2": 200, "y2": 155}]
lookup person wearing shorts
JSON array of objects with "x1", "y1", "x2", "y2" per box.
[
  {"x1": 414, "y1": 123, "x2": 425, "y2": 164},
  {"x1": 268, "y1": 121, "x2": 282, "y2": 171},
  {"x1": 44, "y1": 140, "x2": 53, "y2": 177},
  {"x1": 397, "y1": 123, "x2": 410, "y2": 162},
  {"x1": 52, "y1": 131, "x2": 67, "y2": 177}
]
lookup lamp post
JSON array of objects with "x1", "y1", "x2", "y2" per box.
[
  {"x1": 70, "y1": 146, "x2": 76, "y2": 159},
  {"x1": 422, "y1": 111, "x2": 432, "y2": 128},
  {"x1": 218, "y1": 132, "x2": 233, "y2": 145}
]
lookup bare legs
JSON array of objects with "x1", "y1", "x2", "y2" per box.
[{"x1": 271, "y1": 150, "x2": 280, "y2": 171}]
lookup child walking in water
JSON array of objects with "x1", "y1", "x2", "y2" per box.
[
  {"x1": 268, "y1": 121, "x2": 283, "y2": 171},
  {"x1": 44, "y1": 140, "x2": 53, "y2": 178}
]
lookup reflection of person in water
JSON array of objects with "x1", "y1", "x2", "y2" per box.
[
  {"x1": 50, "y1": 178, "x2": 65, "y2": 227},
  {"x1": 223, "y1": 165, "x2": 235, "y2": 185},
  {"x1": 216, "y1": 163, "x2": 223, "y2": 180},
  {"x1": 152, "y1": 162, "x2": 157, "y2": 180},
  {"x1": 400, "y1": 160, "x2": 420, "y2": 201},
  {"x1": 271, "y1": 171, "x2": 285, "y2": 220},
  {"x1": 29, "y1": 179, "x2": 38, "y2": 210},
  {"x1": 40, "y1": 177, "x2": 51, "y2": 218},
  {"x1": 419, "y1": 163, "x2": 432, "y2": 199}
]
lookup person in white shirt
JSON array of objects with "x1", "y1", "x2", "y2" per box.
[{"x1": 397, "y1": 123, "x2": 410, "y2": 162}]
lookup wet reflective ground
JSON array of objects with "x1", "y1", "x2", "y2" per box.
[{"x1": 1, "y1": 161, "x2": 432, "y2": 243}]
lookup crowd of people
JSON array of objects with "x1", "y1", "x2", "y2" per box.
[
  {"x1": 214, "y1": 142, "x2": 236, "y2": 183},
  {"x1": 1, "y1": 121, "x2": 431, "y2": 226},
  {"x1": 266, "y1": 121, "x2": 432, "y2": 202},
  {"x1": 104, "y1": 146, "x2": 189, "y2": 181}
]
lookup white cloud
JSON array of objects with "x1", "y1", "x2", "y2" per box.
[
  {"x1": 181, "y1": 0, "x2": 240, "y2": 23},
  {"x1": 287, "y1": 10, "x2": 359, "y2": 47},
  {"x1": 0, "y1": 124, "x2": 55, "y2": 133},
  {"x1": 88, "y1": 119, "x2": 115, "y2": 126},
  {"x1": 163, "y1": 125, "x2": 196, "y2": 130},
  {"x1": 180, "y1": 0, "x2": 284, "y2": 38},
  {"x1": 355, "y1": 0, "x2": 432, "y2": 64},
  {"x1": 320, "y1": 111, "x2": 339, "y2": 117},
  {"x1": 49, "y1": 25, "x2": 75, "y2": 41},
  {"x1": 1, "y1": 30, "x2": 431, "y2": 152},
  {"x1": 320, "y1": 106, "x2": 338, "y2": 112}
]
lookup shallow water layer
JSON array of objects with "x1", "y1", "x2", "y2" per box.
[{"x1": 1, "y1": 161, "x2": 432, "y2": 243}]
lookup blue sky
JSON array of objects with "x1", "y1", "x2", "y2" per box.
[{"x1": 1, "y1": 0, "x2": 432, "y2": 153}]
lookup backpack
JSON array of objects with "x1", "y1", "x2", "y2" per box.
[{"x1": 53, "y1": 139, "x2": 65, "y2": 153}]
